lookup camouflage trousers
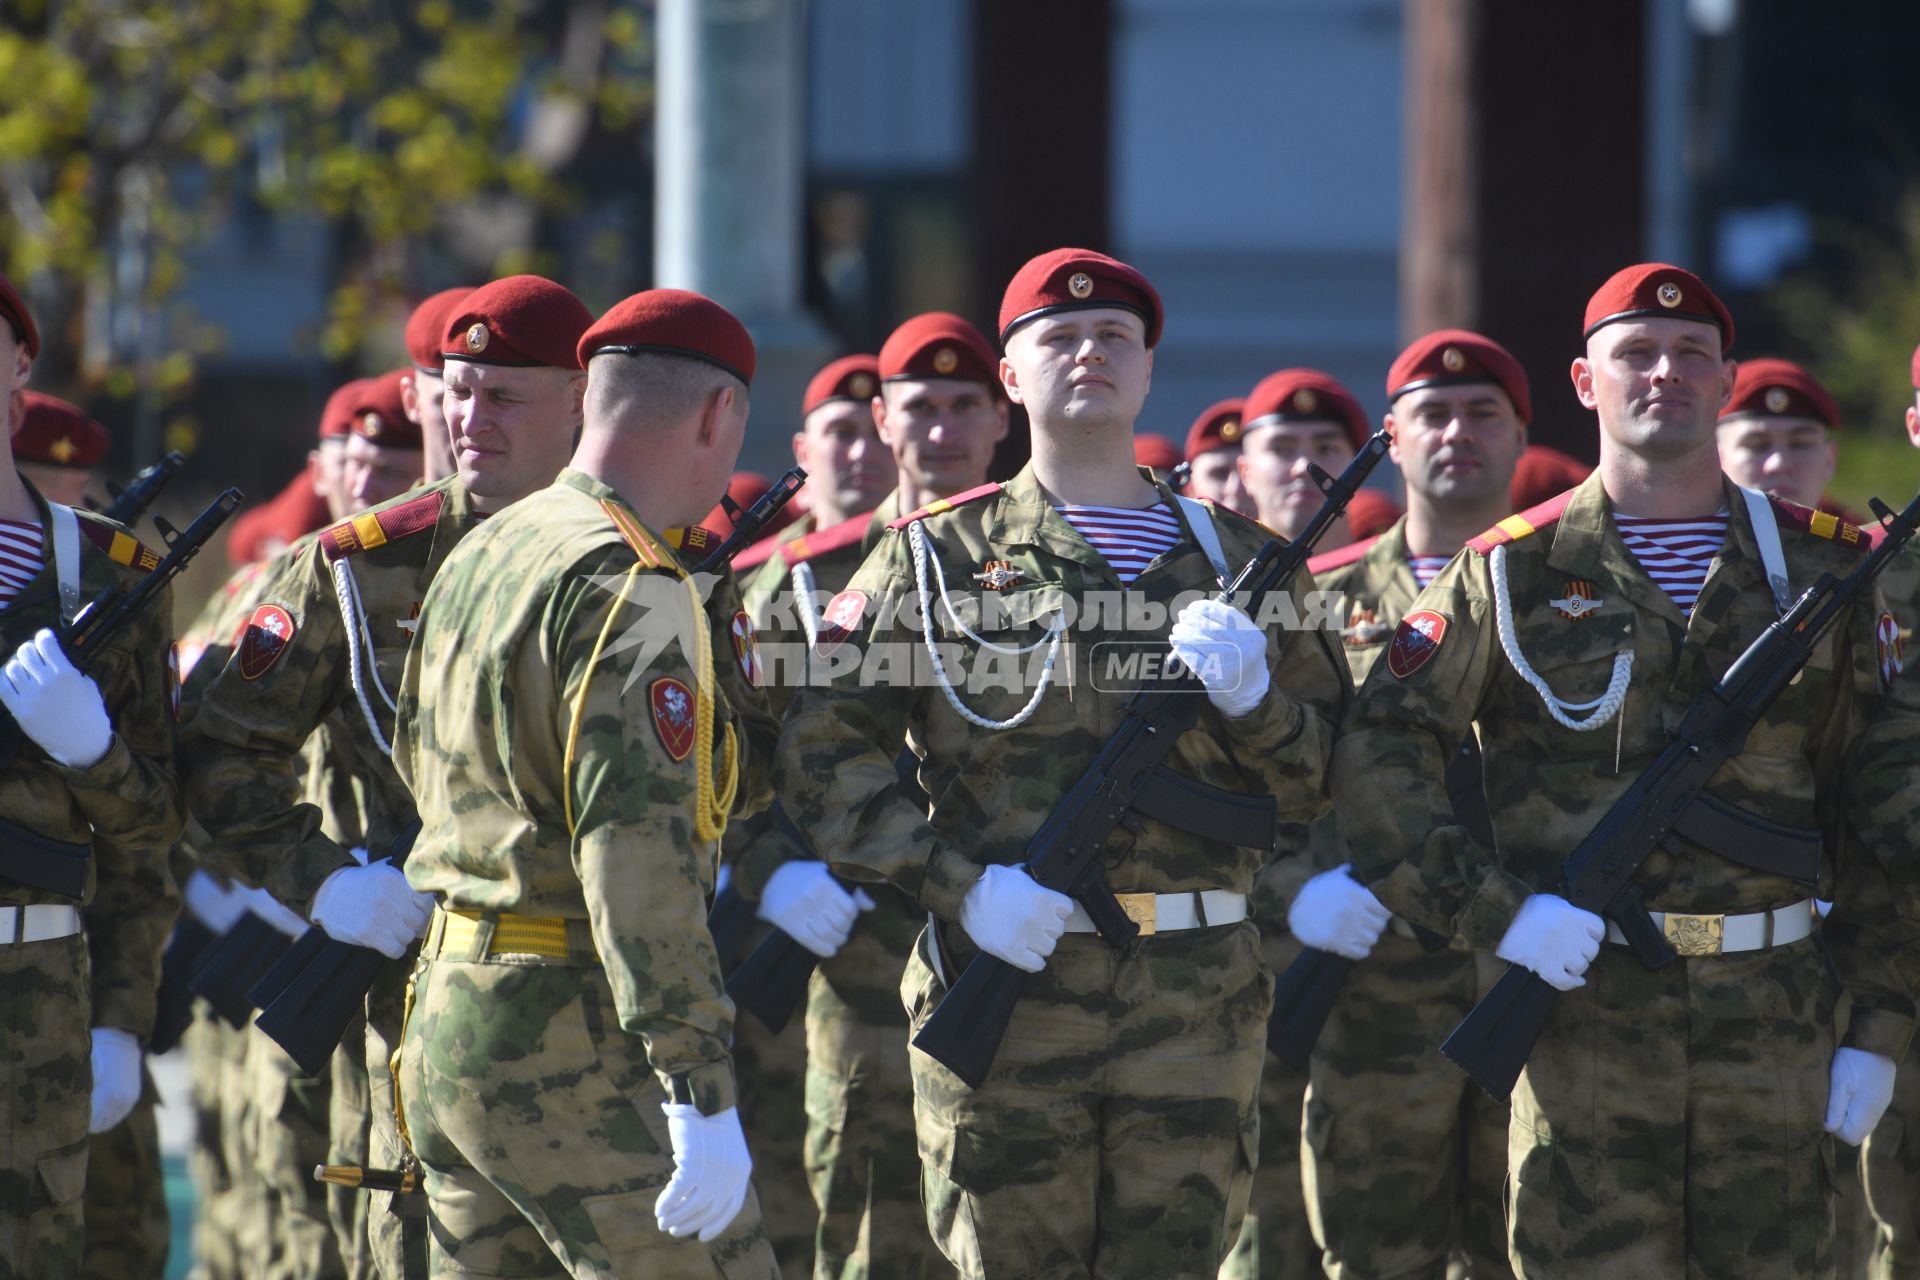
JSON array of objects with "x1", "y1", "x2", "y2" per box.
[
  {"x1": 1861, "y1": 1055, "x2": 1920, "y2": 1279},
  {"x1": 734, "y1": 920, "x2": 820, "y2": 1275},
  {"x1": 1301, "y1": 931, "x2": 1511, "y2": 1280},
  {"x1": 0, "y1": 933, "x2": 91, "y2": 1280},
  {"x1": 1507, "y1": 935, "x2": 1838, "y2": 1278},
  {"x1": 185, "y1": 1005, "x2": 249, "y2": 1280},
  {"x1": 80, "y1": 1067, "x2": 169, "y2": 1279},
  {"x1": 905, "y1": 920, "x2": 1268, "y2": 1280},
  {"x1": 327, "y1": 1012, "x2": 372, "y2": 1280},
  {"x1": 364, "y1": 957, "x2": 427, "y2": 1280},
  {"x1": 1219, "y1": 932, "x2": 1317, "y2": 1280},
  {"x1": 246, "y1": 1019, "x2": 344, "y2": 1278},
  {"x1": 396, "y1": 953, "x2": 780, "y2": 1279},
  {"x1": 806, "y1": 899, "x2": 948, "y2": 1280}
]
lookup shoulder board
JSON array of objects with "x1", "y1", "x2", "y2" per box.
[
  {"x1": 887, "y1": 482, "x2": 1003, "y2": 530},
  {"x1": 778, "y1": 513, "x2": 870, "y2": 567},
  {"x1": 662, "y1": 524, "x2": 718, "y2": 559},
  {"x1": 1466, "y1": 489, "x2": 1576, "y2": 555},
  {"x1": 78, "y1": 517, "x2": 162, "y2": 573},
  {"x1": 598, "y1": 498, "x2": 675, "y2": 569},
  {"x1": 1307, "y1": 534, "x2": 1379, "y2": 576},
  {"x1": 320, "y1": 490, "x2": 446, "y2": 563},
  {"x1": 730, "y1": 526, "x2": 788, "y2": 572},
  {"x1": 1770, "y1": 494, "x2": 1870, "y2": 553}
]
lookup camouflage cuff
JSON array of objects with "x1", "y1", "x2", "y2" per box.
[
  {"x1": 56, "y1": 736, "x2": 149, "y2": 832},
  {"x1": 270, "y1": 838, "x2": 359, "y2": 916},
  {"x1": 1220, "y1": 685, "x2": 1306, "y2": 758},
  {"x1": 918, "y1": 845, "x2": 986, "y2": 924},
  {"x1": 662, "y1": 1059, "x2": 737, "y2": 1117},
  {"x1": 726, "y1": 827, "x2": 800, "y2": 904},
  {"x1": 1841, "y1": 1006, "x2": 1915, "y2": 1063},
  {"x1": 1456, "y1": 864, "x2": 1536, "y2": 951},
  {"x1": 1251, "y1": 851, "x2": 1317, "y2": 933},
  {"x1": 89, "y1": 992, "x2": 155, "y2": 1045}
]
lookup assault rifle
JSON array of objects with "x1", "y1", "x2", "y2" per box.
[
  {"x1": 696, "y1": 467, "x2": 806, "y2": 576},
  {"x1": 101, "y1": 451, "x2": 186, "y2": 528},
  {"x1": 0, "y1": 488, "x2": 241, "y2": 897},
  {"x1": 1441, "y1": 490, "x2": 1920, "y2": 1102},
  {"x1": 910, "y1": 431, "x2": 1393, "y2": 1088}
]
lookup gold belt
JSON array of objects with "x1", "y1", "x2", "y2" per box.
[{"x1": 424, "y1": 907, "x2": 598, "y2": 963}]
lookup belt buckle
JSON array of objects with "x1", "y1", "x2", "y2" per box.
[
  {"x1": 1662, "y1": 912, "x2": 1724, "y2": 957},
  {"x1": 1117, "y1": 893, "x2": 1157, "y2": 937}
]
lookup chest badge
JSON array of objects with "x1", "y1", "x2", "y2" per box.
[
  {"x1": 972, "y1": 560, "x2": 1024, "y2": 592},
  {"x1": 1549, "y1": 579, "x2": 1604, "y2": 620},
  {"x1": 1340, "y1": 604, "x2": 1394, "y2": 648}
]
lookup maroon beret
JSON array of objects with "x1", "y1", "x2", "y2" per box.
[
  {"x1": 1243, "y1": 369, "x2": 1369, "y2": 451},
  {"x1": 999, "y1": 248, "x2": 1164, "y2": 349},
  {"x1": 1184, "y1": 398, "x2": 1247, "y2": 461},
  {"x1": 879, "y1": 312, "x2": 999, "y2": 386},
  {"x1": 406, "y1": 286, "x2": 478, "y2": 373},
  {"x1": 578, "y1": 288, "x2": 755, "y2": 386},
  {"x1": 445, "y1": 275, "x2": 594, "y2": 371},
  {"x1": 700, "y1": 471, "x2": 791, "y2": 540},
  {"x1": 1133, "y1": 434, "x2": 1183, "y2": 473},
  {"x1": 1347, "y1": 489, "x2": 1404, "y2": 541},
  {"x1": 12, "y1": 391, "x2": 108, "y2": 468},
  {"x1": 352, "y1": 370, "x2": 422, "y2": 449},
  {"x1": 804, "y1": 355, "x2": 880, "y2": 416},
  {"x1": 1510, "y1": 445, "x2": 1593, "y2": 511},
  {"x1": 1387, "y1": 329, "x2": 1533, "y2": 424},
  {"x1": 0, "y1": 271, "x2": 39, "y2": 360},
  {"x1": 1583, "y1": 263, "x2": 1735, "y2": 351},
  {"x1": 319, "y1": 377, "x2": 371, "y2": 442},
  {"x1": 1720, "y1": 357, "x2": 1839, "y2": 430},
  {"x1": 227, "y1": 461, "x2": 331, "y2": 567}
]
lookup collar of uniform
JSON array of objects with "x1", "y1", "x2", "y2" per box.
[
  {"x1": 410, "y1": 475, "x2": 478, "y2": 586},
  {"x1": 1, "y1": 476, "x2": 61, "y2": 618},
  {"x1": 980, "y1": 462, "x2": 1119, "y2": 586},
  {"x1": 1365, "y1": 516, "x2": 1424, "y2": 604},
  {"x1": 1675, "y1": 474, "x2": 1766, "y2": 654},
  {"x1": 1544, "y1": 469, "x2": 1686, "y2": 627},
  {"x1": 862, "y1": 491, "x2": 903, "y2": 559}
]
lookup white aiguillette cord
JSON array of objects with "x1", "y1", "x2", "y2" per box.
[{"x1": 908, "y1": 519, "x2": 1062, "y2": 732}]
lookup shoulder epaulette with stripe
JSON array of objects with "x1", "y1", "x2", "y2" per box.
[
  {"x1": 78, "y1": 517, "x2": 161, "y2": 573},
  {"x1": 320, "y1": 490, "x2": 445, "y2": 563},
  {"x1": 779, "y1": 513, "x2": 870, "y2": 567},
  {"x1": 1768, "y1": 494, "x2": 1870, "y2": 553},
  {"x1": 1466, "y1": 489, "x2": 1578, "y2": 556},
  {"x1": 663, "y1": 524, "x2": 717, "y2": 559},
  {"x1": 599, "y1": 499, "x2": 676, "y2": 568},
  {"x1": 731, "y1": 526, "x2": 790, "y2": 572},
  {"x1": 1307, "y1": 534, "x2": 1379, "y2": 576},
  {"x1": 887, "y1": 483, "x2": 1003, "y2": 530}
]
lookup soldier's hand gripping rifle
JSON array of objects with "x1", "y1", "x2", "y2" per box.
[
  {"x1": 0, "y1": 488, "x2": 241, "y2": 898},
  {"x1": 100, "y1": 451, "x2": 186, "y2": 528},
  {"x1": 910, "y1": 431, "x2": 1392, "y2": 1088},
  {"x1": 1440, "y1": 490, "x2": 1920, "y2": 1103}
]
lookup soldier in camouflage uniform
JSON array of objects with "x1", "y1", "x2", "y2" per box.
[
  {"x1": 399, "y1": 286, "x2": 477, "y2": 487},
  {"x1": 0, "y1": 271, "x2": 184, "y2": 1277},
  {"x1": 776, "y1": 249, "x2": 1347, "y2": 1279},
  {"x1": 180, "y1": 276, "x2": 597, "y2": 1280},
  {"x1": 79, "y1": 1061, "x2": 169, "y2": 1279},
  {"x1": 1334, "y1": 264, "x2": 1920, "y2": 1278},
  {"x1": 393, "y1": 288, "x2": 780, "y2": 1278}
]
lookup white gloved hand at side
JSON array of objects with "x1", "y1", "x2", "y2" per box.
[
  {"x1": 88, "y1": 1028, "x2": 141, "y2": 1134},
  {"x1": 0, "y1": 629, "x2": 111, "y2": 768},
  {"x1": 1167, "y1": 598, "x2": 1270, "y2": 718},
  {"x1": 1826, "y1": 1047, "x2": 1898, "y2": 1146},
  {"x1": 958, "y1": 863, "x2": 1073, "y2": 973},
  {"x1": 1494, "y1": 894, "x2": 1604, "y2": 992},
  {"x1": 655, "y1": 1104, "x2": 752, "y2": 1242},
  {"x1": 310, "y1": 860, "x2": 433, "y2": 958},
  {"x1": 755, "y1": 861, "x2": 860, "y2": 958},
  {"x1": 183, "y1": 870, "x2": 251, "y2": 934},
  {"x1": 1287, "y1": 864, "x2": 1392, "y2": 960}
]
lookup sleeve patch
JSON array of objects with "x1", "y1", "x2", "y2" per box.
[
  {"x1": 237, "y1": 604, "x2": 297, "y2": 680},
  {"x1": 1877, "y1": 611, "x2": 1903, "y2": 689},
  {"x1": 1387, "y1": 609, "x2": 1449, "y2": 679},
  {"x1": 815, "y1": 589, "x2": 868, "y2": 657},
  {"x1": 649, "y1": 676, "x2": 696, "y2": 761}
]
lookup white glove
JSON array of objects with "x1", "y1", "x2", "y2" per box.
[
  {"x1": 1287, "y1": 865, "x2": 1392, "y2": 960},
  {"x1": 88, "y1": 1028, "x2": 141, "y2": 1134},
  {"x1": 310, "y1": 860, "x2": 434, "y2": 959},
  {"x1": 1826, "y1": 1047, "x2": 1898, "y2": 1146},
  {"x1": 240, "y1": 885, "x2": 310, "y2": 940},
  {"x1": 1167, "y1": 598, "x2": 1270, "y2": 718},
  {"x1": 1495, "y1": 894, "x2": 1604, "y2": 992},
  {"x1": 957, "y1": 863, "x2": 1072, "y2": 973},
  {"x1": 347, "y1": 845, "x2": 371, "y2": 866},
  {"x1": 183, "y1": 870, "x2": 251, "y2": 934},
  {"x1": 655, "y1": 1103, "x2": 752, "y2": 1242},
  {"x1": 0, "y1": 629, "x2": 111, "y2": 768},
  {"x1": 755, "y1": 862, "x2": 875, "y2": 958}
]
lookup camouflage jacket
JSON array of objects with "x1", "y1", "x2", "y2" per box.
[
  {"x1": 394, "y1": 469, "x2": 776, "y2": 1115},
  {"x1": 0, "y1": 485, "x2": 183, "y2": 1038},
  {"x1": 775, "y1": 462, "x2": 1348, "y2": 923},
  {"x1": 1334, "y1": 471, "x2": 1920, "y2": 1058}
]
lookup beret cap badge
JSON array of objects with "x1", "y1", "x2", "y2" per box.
[
  {"x1": 848, "y1": 372, "x2": 874, "y2": 398},
  {"x1": 933, "y1": 347, "x2": 959, "y2": 375},
  {"x1": 1294, "y1": 389, "x2": 1318, "y2": 414},
  {"x1": 1764, "y1": 387, "x2": 1790, "y2": 413},
  {"x1": 1219, "y1": 417, "x2": 1240, "y2": 443},
  {"x1": 466, "y1": 323, "x2": 490, "y2": 354},
  {"x1": 1657, "y1": 282, "x2": 1683, "y2": 308},
  {"x1": 1067, "y1": 272, "x2": 1094, "y2": 299},
  {"x1": 1442, "y1": 346, "x2": 1466, "y2": 372}
]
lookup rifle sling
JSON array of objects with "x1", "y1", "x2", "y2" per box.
[
  {"x1": 1669, "y1": 792, "x2": 1821, "y2": 884},
  {"x1": 1129, "y1": 766, "x2": 1277, "y2": 850}
]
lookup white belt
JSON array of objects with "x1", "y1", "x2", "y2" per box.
[
  {"x1": 1062, "y1": 890, "x2": 1247, "y2": 936},
  {"x1": 0, "y1": 905, "x2": 82, "y2": 945},
  {"x1": 1604, "y1": 899, "x2": 1816, "y2": 957}
]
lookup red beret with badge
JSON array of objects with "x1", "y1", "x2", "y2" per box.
[
  {"x1": 406, "y1": 286, "x2": 478, "y2": 374},
  {"x1": 1720, "y1": 357, "x2": 1839, "y2": 430},
  {"x1": 445, "y1": 275, "x2": 595, "y2": 371},
  {"x1": 879, "y1": 312, "x2": 999, "y2": 386},
  {"x1": 0, "y1": 271, "x2": 40, "y2": 359},
  {"x1": 577, "y1": 287, "x2": 756, "y2": 386},
  {"x1": 1243, "y1": 369, "x2": 1369, "y2": 451},
  {"x1": 319, "y1": 377, "x2": 371, "y2": 443},
  {"x1": 998, "y1": 248, "x2": 1164, "y2": 349},
  {"x1": 12, "y1": 391, "x2": 109, "y2": 469},
  {"x1": 1184, "y1": 397, "x2": 1247, "y2": 461},
  {"x1": 804, "y1": 355, "x2": 881, "y2": 417},
  {"x1": 352, "y1": 370, "x2": 423, "y2": 449},
  {"x1": 1582, "y1": 262, "x2": 1735, "y2": 351},
  {"x1": 1387, "y1": 329, "x2": 1533, "y2": 425},
  {"x1": 1510, "y1": 444, "x2": 1593, "y2": 511},
  {"x1": 1134, "y1": 433, "x2": 1183, "y2": 473}
]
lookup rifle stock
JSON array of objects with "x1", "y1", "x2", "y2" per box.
[
  {"x1": 150, "y1": 917, "x2": 215, "y2": 1055},
  {"x1": 1264, "y1": 948, "x2": 1355, "y2": 1070},
  {"x1": 101, "y1": 451, "x2": 186, "y2": 528},
  {"x1": 187, "y1": 913, "x2": 293, "y2": 1028}
]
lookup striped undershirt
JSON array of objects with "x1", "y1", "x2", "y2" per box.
[
  {"x1": 1056, "y1": 502, "x2": 1182, "y2": 586},
  {"x1": 1409, "y1": 555, "x2": 1450, "y2": 588},
  {"x1": 0, "y1": 519, "x2": 44, "y2": 608},
  {"x1": 1614, "y1": 511, "x2": 1728, "y2": 614}
]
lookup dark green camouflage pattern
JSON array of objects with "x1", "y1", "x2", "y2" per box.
[{"x1": 79, "y1": 1067, "x2": 167, "y2": 1280}]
